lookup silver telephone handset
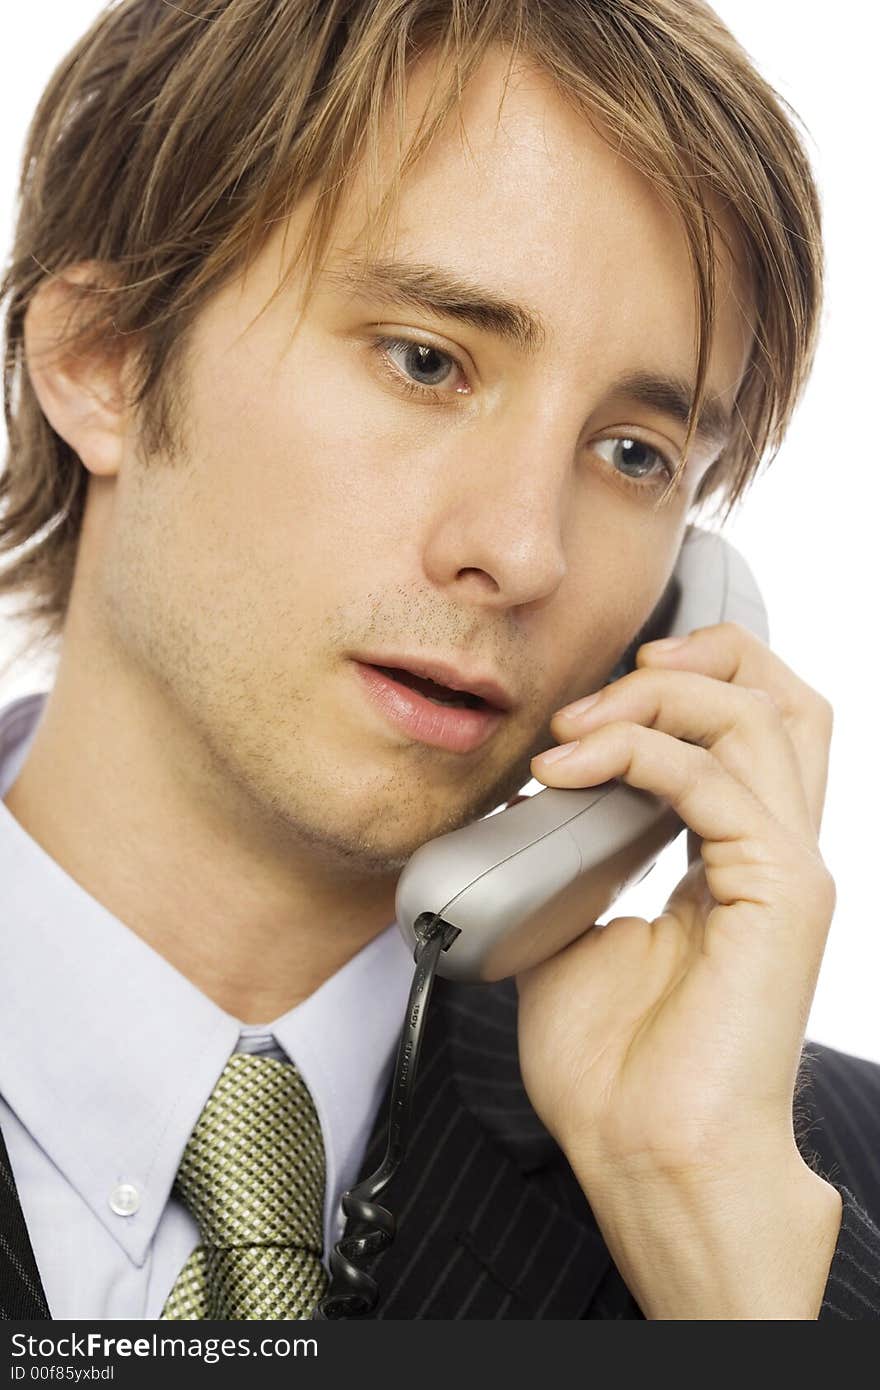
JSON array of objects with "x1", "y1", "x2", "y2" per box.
[{"x1": 394, "y1": 524, "x2": 769, "y2": 983}]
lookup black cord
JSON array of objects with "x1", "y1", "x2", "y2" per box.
[{"x1": 312, "y1": 913, "x2": 458, "y2": 1319}]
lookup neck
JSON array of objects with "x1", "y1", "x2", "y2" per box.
[{"x1": 3, "y1": 619, "x2": 400, "y2": 1026}]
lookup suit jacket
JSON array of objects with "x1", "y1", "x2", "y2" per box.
[{"x1": 3, "y1": 974, "x2": 880, "y2": 1320}]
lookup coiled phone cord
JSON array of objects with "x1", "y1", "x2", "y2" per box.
[{"x1": 312, "y1": 913, "x2": 459, "y2": 1319}]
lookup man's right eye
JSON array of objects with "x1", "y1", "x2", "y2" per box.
[{"x1": 370, "y1": 336, "x2": 471, "y2": 401}]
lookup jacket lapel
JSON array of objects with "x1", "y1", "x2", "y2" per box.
[
  {"x1": 0, "y1": 1119, "x2": 51, "y2": 1319},
  {"x1": 337, "y1": 974, "x2": 615, "y2": 1319}
]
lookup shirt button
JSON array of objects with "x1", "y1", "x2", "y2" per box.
[{"x1": 109, "y1": 1183, "x2": 141, "y2": 1216}]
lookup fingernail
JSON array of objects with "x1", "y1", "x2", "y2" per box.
[
  {"x1": 558, "y1": 692, "x2": 601, "y2": 718},
  {"x1": 534, "y1": 740, "x2": 579, "y2": 764},
  {"x1": 645, "y1": 636, "x2": 687, "y2": 652}
]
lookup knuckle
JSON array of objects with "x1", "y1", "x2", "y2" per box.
[
  {"x1": 607, "y1": 717, "x2": 636, "y2": 745},
  {"x1": 813, "y1": 693, "x2": 834, "y2": 733},
  {"x1": 744, "y1": 685, "x2": 778, "y2": 708},
  {"x1": 792, "y1": 681, "x2": 833, "y2": 733},
  {"x1": 796, "y1": 852, "x2": 836, "y2": 908},
  {"x1": 680, "y1": 742, "x2": 715, "y2": 794},
  {"x1": 719, "y1": 618, "x2": 752, "y2": 645},
  {"x1": 812, "y1": 863, "x2": 837, "y2": 916},
  {"x1": 743, "y1": 686, "x2": 784, "y2": 726}
]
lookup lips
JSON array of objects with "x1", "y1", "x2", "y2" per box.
[
  {"x1": 352, "y1": 660, "x2": 506, "y2": 753},
  {"x1": 370, "y1": 665, "x2": 486, "y2": 709},
  {"x1": 353, "y1": 652, "x2": 514, "y2": 711}
]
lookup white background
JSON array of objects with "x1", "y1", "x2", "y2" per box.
[{"x1": 1, "y1": 4, "x2": 877, "y2": 1061}]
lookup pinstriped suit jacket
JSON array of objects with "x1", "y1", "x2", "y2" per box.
[{"x1": 3, "y1": 974, "x2": 880, "y2": 1319}]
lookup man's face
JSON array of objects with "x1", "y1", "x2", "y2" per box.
[{"x1": 90, "y1": 46, "x2": 752, "y2": 876}]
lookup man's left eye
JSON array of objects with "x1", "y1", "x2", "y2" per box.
[{"x1": 593, "y1": 436, "x2": 674, "y2": 484}]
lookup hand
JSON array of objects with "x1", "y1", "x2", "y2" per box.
[{"x1": 514, "y1": 620, "x2": 842, "y2": 1317}]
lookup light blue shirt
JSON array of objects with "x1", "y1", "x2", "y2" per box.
[{"x1": 0, "y1": 691, "x2": 415, "y2": 1319}]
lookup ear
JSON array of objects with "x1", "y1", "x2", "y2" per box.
[{"x1": 23, "y1": 261, "x2": 136, "y2": 478}]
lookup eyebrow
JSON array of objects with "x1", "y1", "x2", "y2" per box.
[
  {"x1": 326, "y1": 255, "x2": 733, "y2": 448},
  {"x1": 607, "y1": 371, "x2": 733, "y2": 450}
]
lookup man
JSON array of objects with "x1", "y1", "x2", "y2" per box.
[{"x1": 0, "y1": 0, "x2": 878, "y2": 1320}]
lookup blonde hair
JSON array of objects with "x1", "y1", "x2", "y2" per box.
[{"x1": 0, "y1": 0, "x2": 823, "y2": 648}]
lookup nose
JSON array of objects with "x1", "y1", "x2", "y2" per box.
[{"x1": 421, "y1": 408, "x2": 574, "y2": 610}]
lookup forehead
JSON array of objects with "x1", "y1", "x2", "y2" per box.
[{"x1": 317, "y1": 44, "x2": 753, "y2": 403}]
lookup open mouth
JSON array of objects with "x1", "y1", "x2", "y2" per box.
[
  {"x1": 353, "y1": 658, "x2": 505, "y2": 753},
  {"x1": 369, "y1": 665, "x2": 488, "y2": 710}
]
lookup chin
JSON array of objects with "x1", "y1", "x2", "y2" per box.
[{"x1": 282, "y1": 750, "x2": 531, "y2": 873}]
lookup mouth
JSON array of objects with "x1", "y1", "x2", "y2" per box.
[
  {"x1": 351, "y1": 660, "x2": 508, "y2": 754},
  {"x1": 370, "y1": 665, "x2": 489, "y2": 709}
]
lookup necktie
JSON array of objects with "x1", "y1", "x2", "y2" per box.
[{"x1": 160, "y1": 1052, "x2": 329, "y2": 1319}]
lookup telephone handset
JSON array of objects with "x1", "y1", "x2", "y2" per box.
[
  {"x1": 394, "y1": 523, "x2": 769, "y2": 984},
  {"x1": 317, "y1": 525, "x2": 770, "y2": 1318}
]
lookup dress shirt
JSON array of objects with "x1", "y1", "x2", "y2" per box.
[{"x1": 0, "y1": 691, "x2": 414, "y2": 1319}]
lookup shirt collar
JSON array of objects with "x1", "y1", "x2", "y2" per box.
[{"x1": 0, "y1": 691, "x2": 413, "y2": 1266}]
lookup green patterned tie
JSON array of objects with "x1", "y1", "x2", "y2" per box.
[{"x1": 160, "y1": 1052, "x2": 329, "y2": 1319}]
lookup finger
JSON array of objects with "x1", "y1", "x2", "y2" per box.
[
  {"x1": 551, "y1": 667, "x2": 815, "y2": 844},
  {"x1": 663, "y1": 850, "x2": 716, "y2": 927},
  {"x1": 634, "y1": 621, "x2": 833, "y2": 835},
  {"x1": 530, "y1": 720, "x2": 833, "y2": 955}
]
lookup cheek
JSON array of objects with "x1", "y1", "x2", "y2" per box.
[
  {"x1": 553, "y1": 542, "x2": 683, "y2": 701},
  {"x1": 190, "y1": 337, "x2": 422, "y2": 558}
]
